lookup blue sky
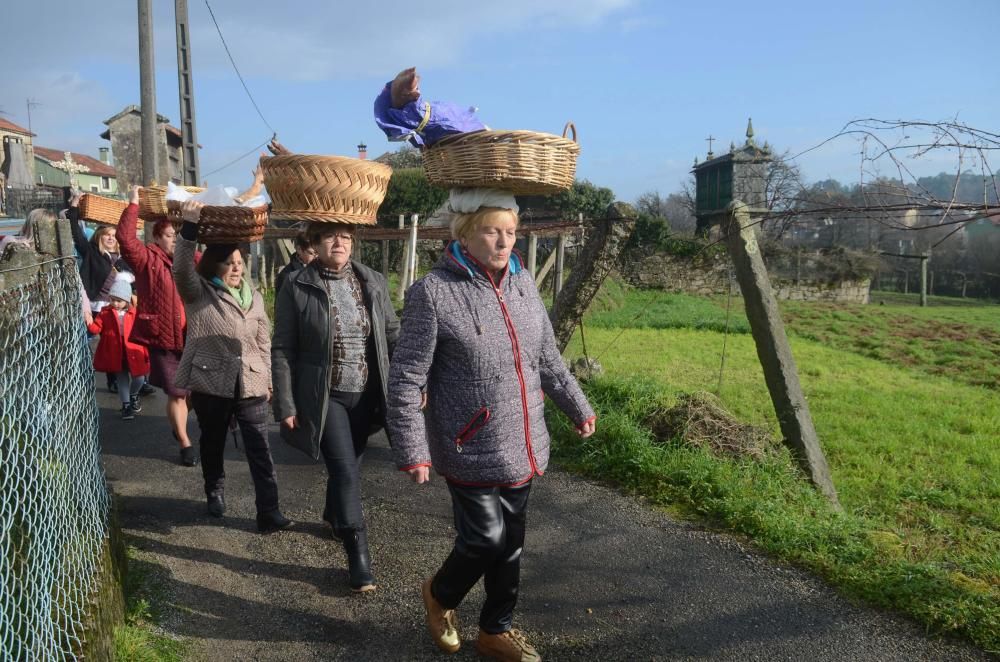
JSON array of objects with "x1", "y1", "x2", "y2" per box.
[{"x1": 3, "y1": 0, "x2": 997, "y2": 201}]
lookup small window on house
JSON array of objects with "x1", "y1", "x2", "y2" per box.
[
  {"x1": 101, "y1": 176, "x2": 111, "y2": 190},
  {"x1": 90, "y1": 185, "x2": 99, "y2": 192}
]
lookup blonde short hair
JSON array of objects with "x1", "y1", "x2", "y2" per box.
[{"x1": 450, "y1": 207, "x2": 519, "y2": 241}]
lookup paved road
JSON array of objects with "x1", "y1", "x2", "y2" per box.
[{"x1": 98, "y1": 389, "x2": 989, "y2": 661}]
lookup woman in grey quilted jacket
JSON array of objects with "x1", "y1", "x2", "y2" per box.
[
  {"x1": 173, "y1": 200, "x2": 290, "y2": 535},
  {"x1": 386, "y1": 188, "x2": 596, "y2": 662}
]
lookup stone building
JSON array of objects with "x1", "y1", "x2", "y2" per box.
[
  {"x1": 99, "y1": 105, "x2": 190, "y2": 188},
  {"x1": 693, "y1": 118, "x2": 772, "y2": 235},
  {"x1": 0, "y1": 117, "x2": 36, "y2": 188}
]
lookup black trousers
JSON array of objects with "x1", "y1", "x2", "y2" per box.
[
  {"x1": 432, "y1": 480, "x2": 532, "y2": 634},
  {"x1": 190, "y1": 392, "x2": 279, "y2": 514},
  {"x1": 320, "y1": 389, "x2": 374, "y2": 536}
]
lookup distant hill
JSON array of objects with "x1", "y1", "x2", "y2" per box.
[{"x1": 914, "y1": 172, "x2": 999, "y2": 204}]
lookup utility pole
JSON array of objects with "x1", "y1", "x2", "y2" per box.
[
  {"x1": 174, "y1": 0, "x2": 200, "y2": 185},
  {"x1": 138, "y1": 0, "x2": 159, "y2": 185}
]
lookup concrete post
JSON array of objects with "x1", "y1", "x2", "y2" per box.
[
  {"x1": 920, "y1": 253, "x2": 929, "y2": 307},
  {"x1": 174, "y1": 0, "x2": 201, "y2": 185},
  {"x1": 138, "y1": 0, "x2": 159, "y2": 185},
  {"x1": 722, "y1": 201, "x2": 840, "y2": 506}
]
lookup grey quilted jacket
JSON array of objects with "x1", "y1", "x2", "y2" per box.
[
  {"x1": 172, "y1": 234, "x2": 271, "y2": 399},
  {"x1": 386, "y1": 242, "x2": 595, "y2": 486}
]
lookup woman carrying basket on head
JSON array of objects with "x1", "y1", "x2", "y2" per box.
[
  {"x1": 116, "y1": 186, "x2": 199, "y2": 466},
  {"x1": 172, "y1": 198, "x2": 290, "y2": 533},
  {"x1": 270, "y1": 220, "x2": 399, "y2": 592},
  {"x1": 386, "y1": 188, "x2": 596, "y2": 662}
]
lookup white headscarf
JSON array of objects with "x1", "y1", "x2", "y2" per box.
[{"x1": 447, "y1": 188, "x2": 519, "y2": 215}]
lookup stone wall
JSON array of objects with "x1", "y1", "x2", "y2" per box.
[{"x1": 621, "y1": 250, "x2": 871, "y2": 304}]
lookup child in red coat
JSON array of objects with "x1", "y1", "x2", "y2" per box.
[{"x1": 88, "y1": 277, "x2": 151, "y2": 420}]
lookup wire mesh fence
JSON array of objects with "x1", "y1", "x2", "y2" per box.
[{"x1": 0, "y1": 255, "x2": 109, "y2": 659}]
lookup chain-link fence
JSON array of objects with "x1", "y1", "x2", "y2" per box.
[{"x1": 0, "y1": 238, "x2": 111, "y2": 657}]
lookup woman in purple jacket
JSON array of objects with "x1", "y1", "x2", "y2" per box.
[{"x1": 386, "y1": 189, "x2": 596, "y2": 662}]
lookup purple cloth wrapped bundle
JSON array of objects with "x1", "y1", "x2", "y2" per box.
[{"x1": 373, "y1": 83, "x2": 486, "y2": 147}]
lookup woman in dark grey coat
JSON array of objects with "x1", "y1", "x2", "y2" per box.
[
  {"x1": 271, "y1": 222, "x2": 399, "y2": 592},
  {"x1": 386, "y1": 189, "x2": 596, "y2": 662}
]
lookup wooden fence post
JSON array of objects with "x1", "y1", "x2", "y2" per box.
[
  {"x1": 527, "y1": 234, "x2": 538, "y2": 277},
  {"x1": 722, "y1": 201, "x2": 840, "y2": 506}
]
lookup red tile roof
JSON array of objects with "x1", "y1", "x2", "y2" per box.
[
  {"x1": 0, "y1": 117, "x2": 35, "y2": 136},
  {"x1": 33, "y1": 146, "x2": 117, "y2": 177}
]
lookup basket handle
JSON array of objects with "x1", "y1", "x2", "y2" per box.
[{"x1": 562, "y1": 122, "x2": 577, "y2": 143}]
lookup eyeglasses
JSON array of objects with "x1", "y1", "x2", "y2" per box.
[{"x1": 320, "y1": 233, "x2": 353, "y2": 244}]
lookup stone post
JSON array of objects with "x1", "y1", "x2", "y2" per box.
[
  {"x1": 550, "y1": 201, "x2": 636, "y2": 352},
  {"x1": 722, "y1": 201, "x2": 839, "y2": 506}
]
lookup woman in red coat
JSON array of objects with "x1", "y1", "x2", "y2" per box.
[
  {"x1": 116, "y1": 186, "x2": 197, "y2": 461},
  {"x1": 88, "y1": 277, "x2": 151, "y2": 420}
]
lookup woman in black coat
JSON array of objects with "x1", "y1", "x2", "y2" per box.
[{"x1": 271, "y1": 222, "x2": 399, "y2": 592}]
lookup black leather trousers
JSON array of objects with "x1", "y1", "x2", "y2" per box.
[{"x1": 431, "y1": 480, "x2": 532, "y2": 634}]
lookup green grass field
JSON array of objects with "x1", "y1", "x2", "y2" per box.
[{"x1": 551, "y1": 284, "x2": 999, "y2": 652}]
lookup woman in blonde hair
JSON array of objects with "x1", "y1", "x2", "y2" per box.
[{"x1": 387, "y1": 189, "x2": 596, "y2": 662}]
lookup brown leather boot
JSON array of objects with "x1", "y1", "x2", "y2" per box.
[
  {"x1": 475, "y1": 629, "x2": 541, "y2": 662},
  {"x1": 421, "y1": 578, "x2": 460, "y2": 654}
]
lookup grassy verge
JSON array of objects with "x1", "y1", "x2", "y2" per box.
[
  {"x1": 558, "y1": 286, "x2": 999, "y2": 652},
  {"x1": 113, "y1": 544, "x2": 188, "y2": 661}
]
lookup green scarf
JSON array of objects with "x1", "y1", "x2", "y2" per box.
[{"x1": 212, "y1": 276, "x2": 253, "y2": 311}]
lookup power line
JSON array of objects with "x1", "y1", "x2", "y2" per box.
[
  {"x1": 204, "y1": 0, "x2": 275, "y2": 134},
  {"x1": 202, "y1": 138, "x2": 270, "y2": 178}
]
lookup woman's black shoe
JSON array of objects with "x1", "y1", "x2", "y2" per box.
[
  {"x1": 342, "y1": 528, "x2": 376, "y2": 592},
  {"x1": 139, "y1": 382, "x2": 156, "y2": 396},
  {"x1": 207, "y1": 494, "x2": 225, "y2": 518},
  {"x1": 180, "y1": 445, "x2": 198, "y2": 467},
  {"x1": 257, "y1": 510, "x2": 292, "y2": 534}
]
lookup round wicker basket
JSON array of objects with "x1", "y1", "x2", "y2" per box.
[
  {"x1": 167, "y1": 201, "x2": 268, "y2": 244},
  {"x1": 79, "y1": 194, "x2": 144, "y2": 230},
  {"x1": 421, "y1": 123, "x2": 580, "y2": 195},
  {"x1": 260, "y1": 155, "x2": 392, "y2": 224},
  {"x1": 139, "y1": 185, "x2": 205, "y2": 221}
]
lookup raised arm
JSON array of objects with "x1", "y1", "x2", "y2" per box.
[
  {"x1": 65, "y1": 193, "x2": 90, "y2": 256},
  {"x1": 170, "y1": 200, "x2": 205, "y2": 304},
  {"x1": 115, "y1": 186, "x2": 149, "y2": 272}
]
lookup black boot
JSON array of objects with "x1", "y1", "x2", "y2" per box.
[
  {"x1": 257, "y1": 509, "x2": 292, "y2": 534},
  {"x1": 342, "y1": 528, "x2": 376, "y2": 592},
  {"x1": 207, "y1": 492, "x2": 225, "y2": 518}
]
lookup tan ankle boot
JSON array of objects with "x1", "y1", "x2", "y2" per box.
[
  {"x1": 421, "y1": 578, "x2": 460, "y2": 654},
  {"x1": 475, "y1": 628, "x2": 541, "y2": 662}
]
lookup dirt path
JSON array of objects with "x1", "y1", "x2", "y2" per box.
[{"x1": 98, "y1": 389, "x2": 987, "y2": 661}]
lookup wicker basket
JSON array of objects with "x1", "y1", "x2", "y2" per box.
[
  {"x1": 260, "y1": 155, "x2": 392, "y2": 224},
  {"x1": 79, "y1": 194, "x2": 144, "y2": 230},
  {"x1": 139, "y1": 184, "x2": 205, "y2": 221},
  {"x1": 167, "y1": 201, "x2": 268, "y2": 244},
  {"x1": 421, "y1": 123, "x2": 580, "y2": 195}
]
